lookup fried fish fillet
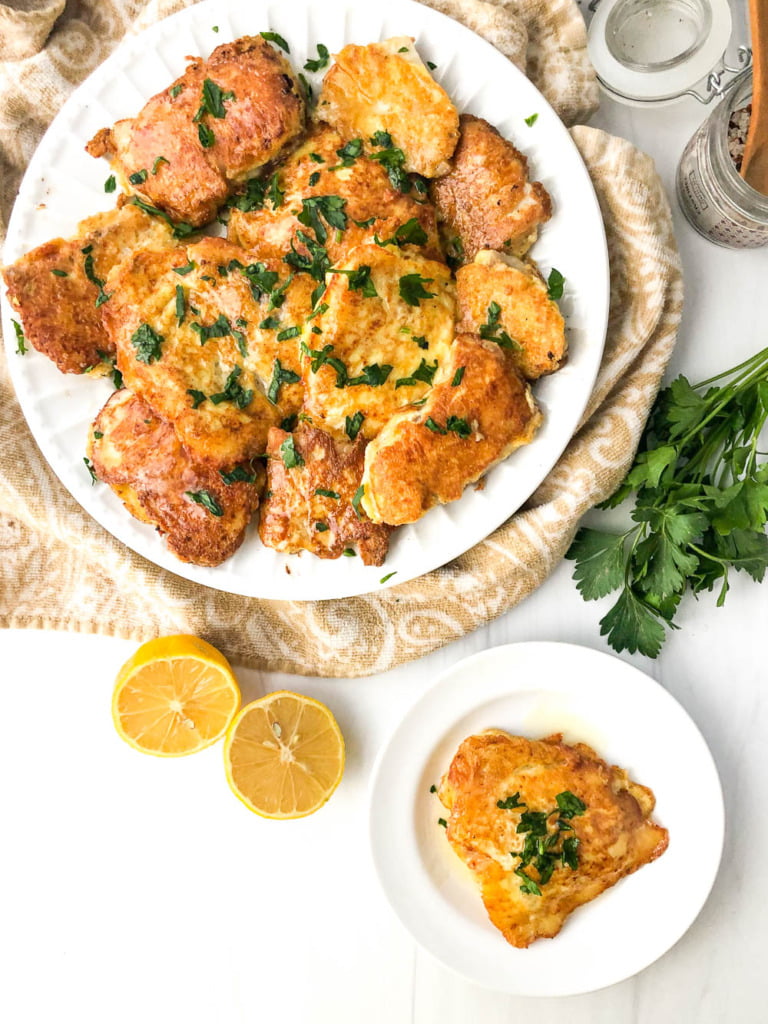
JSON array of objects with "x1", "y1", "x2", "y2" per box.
[
  {"x1": 361, "y1": 334, "x2": 540, "y2": 525},
  {"x1": 456, "y1": 250, "x2": 567, "y2": 379},
  {"x1": 318, "y1": 37, "x2": 459, "y2": 178},
  {"x1": 301, "y1": 244, "x2": 456, "y2": 441},
  {"x1": 102, "y1": 236, "x2": 310, "y2": 466},
  {"x1": 259, "y1": 424, "x2": 392, "y2": 565},
  {"x1": 86, "y1": 36, "x2": 305, "y2": 228},
  {"x1": 1, "y1": 204, "x2": 173, "y2": 374},
  {"x1": 438, "y1": 730, "x2": 669, "y2": 948},
  {"x1": 228, "y1": 124, "x2": 441, "y2": 264},
  {"x1": 88, "y1": 389, "x2": 260, "y2": 566},
  {"x1": 430, "y1": 114, "x2": 552, "y2": 262}
]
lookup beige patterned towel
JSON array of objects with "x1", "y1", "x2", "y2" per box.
[{"x1": 0, "y1": 0, "x2": 683, "y2": 676}]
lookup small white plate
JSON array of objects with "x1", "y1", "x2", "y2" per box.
[
  {"x1": 368, "y1": 642, "x2": 724, "y2": 996},
  {"x1": 1, "y1": 0, "x2": 608, "y2": 600}
]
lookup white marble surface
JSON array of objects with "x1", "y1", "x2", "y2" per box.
[{"x1": 2, "y1": 3, "x2": 767, "y2": 1020}]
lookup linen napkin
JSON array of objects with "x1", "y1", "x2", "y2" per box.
[{"x1": 0, "y1": 0, "x2": 682, "y2": 676}]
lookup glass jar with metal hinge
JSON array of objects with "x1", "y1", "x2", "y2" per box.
[{"x1": 677, "y1": 68, "x2": 768, "y2": 248}]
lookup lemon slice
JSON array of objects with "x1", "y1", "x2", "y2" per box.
[
  {"x1": 112, "y1": 635, "x2": 240, "y2": 756},
  {"x1": 223, "y1": 691, "x2": 345, "y2": 818}
]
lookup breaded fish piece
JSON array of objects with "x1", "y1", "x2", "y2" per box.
[
  {"x1": 1, "y1": 204, "x2": 173, "y2": 374},
  {"x1": 228, "y1": 124, "x2": 441, "y2": 264},
  {"x1": 361, "y1": 334, "x2": 540, "y2": 525},
  {"x1": 102, "y1": 236, "x2": 309, "y2": 466},
  {"x1": 456, "y1": 250, "x2": 567, "y2": 379},
  {"x1": 259, "y1": 424, "x2": 392, "y2": 565},
  {"x1": 88, "y1": 389, "x2": 260, "y2": 566},
  {"x1": 438, "y1": 730, "x2": 669, "y2": 948},
  {"x1": 430, "y1": 114, "x2": 552, "y2": 262},
  {"x1": 301, "y1": 244, "x2": 456, "y2": 441},
  {"x1": 86, "y1": 36, "x2": 305, "y2": 228},
  {"x1": 318, "y1": 37, "x2": 459, "y2": 178}
]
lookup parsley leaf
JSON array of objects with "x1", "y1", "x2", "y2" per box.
[
  {"x1": 267, "y1": 358, "x2": 301, "y2": 404},
  {"x1": 547, "y1": 268, "x2": 565, "y2": 301},
  {"x1": 190, "y1": 313, "x2": 232, "y2": 344},
  {"x1": 399, "y1": 273, "x2": 435, "y2": 306},
  {"x1": 395, "y1": 358, "x2": 437, "y2": 388},
  {"x1": 209, "y1": 365, "x2": 253, "y2": 409},
  {"x1": 375, "y1": 217, "x2": 428, "y2": 249},
  {"x1": 479, "y1": 301, "x2": 521, "y2": 350},
  {"x1": 11, "y1": 320, "x2": 26, "y2": 354},
  {"x1": 335, "y1": 264, "x2": 377, "y2": 297},
  {"x1": 333, "y1": 138, "x2": 363, "y2": 168},
  {"x1": 186, "y1": 490, "x2": 223, "y2": 516},
  {"x1": 220, "y1": 465, "x2": 257, "y2": 485},
  {"x1": 315, "y1": 488, "x2": 340, "y2": 499},
  {"x1": 104, "y1": 174, "x2": 116, "y2": 193},
  {"x1": 199, "y1": 78, "x2": 235, "y2": 119},
  {"x1": 370, "y1": 139, "x2": 410, "y2": 192},
  {"x1": 524, "y1": 113, "x2": 539, "y2": 127},
  {"x1": 82, "y1": 250, "x2": 112, "y2": 307},
  {"x1": 297, "y1": 194, "x2": 348, "y2": 245},
  {"x1": 260, "y1": 30, "x2": 290, "y2": 52},
  {"x1": 172, "y1": 259, "x2": 196, "y2": 276},
  {"x1": 130, "y1": 323, "x2": 164, "y2": 364},
  {"x1": 345, "y1": 411, "x2": 364, "y2": 441},
  {"x1": 304, "y1": 43, "x2": 330, "y2": 72},
  {"x1": 187, "y1": 389, "x2": 207, "y2": 409},
  {"x1": 280, "y1": 435, "x2": 304, "y2": 469},
  {"x1": 497, "y1": 793, "x2": 525, "y2": 810},
  {"x1": 129, "y1": 196, "x2": 195, "y2": 239}
]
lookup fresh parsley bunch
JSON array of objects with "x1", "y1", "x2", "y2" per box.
[{"x1": 567, "y1": 349, "x2": 768, "y2": 657}]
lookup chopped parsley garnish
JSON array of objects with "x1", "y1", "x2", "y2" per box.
[
  {"x1": 370, "y1": 139, "x2": 410, "y2": 192},
  {"x1": 301, "y1": 341, "x2": 348, "y2": 387},
  {"x1": 83, "y1": 457, "x2": 98, "y2": 485},
  {"x1": 497, "y1": 792, "x2": 525, "y2": 810},
  {"x1": 209, "y1": 365, "x2": 253, "y2": 409},
  {"x1": 266, "y1": 272, "x2": 294, "y2": 309},
  {"x1": 280, "y1": 435, "x2": 304, "y2": 469},
  {"x1": 437, "y1": 818, "x2": 447, "y2": 828},
  {"x1": 130, "y1": 323, "x2": 164, "y2": 364},
  {"x1": 315, "y1": 488, "x2": 340, "y2": 499},
  {"x1": 370, "y1": 130, "x2": 393, "y2": 148},
  {"x1": 334, "y1": 264, "x2": 377, "y2": 298},
  {"x1": 348, "y1": 363, "x2": 392, "y2": 387},
  {"x1": 352, "y1": 485, "x2": 365, "y2": 517},
  {"x1": 451, "y1": 366, "x2": 465, "y2": 387},
  {"x1": 187, "y1": 389, "x2": 207, "y2": 408},
  {"x1": 260, "y1": 30, "x2": 290, "y2": 52},
  {"x1": 172, "y1": 259, "x2": 196, "y2": 275},
  {"x1": 82, "y1": 250, "x2": 112, "y2": 307},
  {"x1": 375, "y1": 217, "x2": 428, "y2": 248},
  {"x1": 396, "y1": 358, "x2": 438, "y2": 388},
  {"x1": 128, "y1": 169, "x2": 148, "y2": 185},
  {"x1": 267, "y1": 358, "x2": 301, "y2": 404},
  {"x1": 315, "y1": 521, "x2": 329, "y2": 532},
  {"x1": 175, "y1": 284, "x2": 186, "y2": 325},
  {"x1": 212, "y1": 25, "x2": 219, "y2": 32},
  {"x1": 307, "y1": 302, "x2": 328, "y2": 321},
  {"x1": 429, "y1": 784, "x2": 437, "y2": 794},
  {"x1": 93, "y1": 431, "x2": 103, "y2": 440},
  {"x1": 197, "y1": 78, "x2": 235, "y2": 119},
  {"x1": 190, "y1": 313, "x2": 232, "y2": 344},
  {"x1": 276, "y1": 326, "x2": 300, "y2": 341},
  {"x1": 280, "y1": 414, "x2": 298, "y2": 431},
  {"x1": 169, "y1": 83, "x2": 184, "y2": 98},
  {"x1": 547, "y1": 268, "x2": 565, "y2": 301},
  {"x1": 427, "y1": 60, "x2": 437, "y2": 70},
  {"x1": 220, "y1": 465, "x2": 257, "y2": 485},
  {"x1": 304, "y1": 43, "x2": 330, "y2": 72},
  {"x1": 479, "y1": 300, "x2": 521, "y2": 350},
  {"x1": 259, "y1": 316, "x2": 281, "y2": 330},
  {"x1": 297, "y1": 194, "x2": 347, "y2": 245},
  {"x1": 380, "y1": 571, "x2": 397, "y2": 584},
  {"x1": 524, "y1": 113, "x2": 539, "y2": 127},
  {"x1": 333, "y1": 138, "x2": 363, "y2": 168},
  {"x1": 310, "y1": 152, "x2": 324, "y2": 163},
  {"x1": 397, "y1": 46, "x2": 409, "y2": 53},
  {"x1": 267, "y1": 172, "x2": 284, "y2": 209},
  {"x1": 446, "y1": 416, "x2": 471, "y2": 439},
  {"x1": 411, "y1": 335, "x2": 429, "y2": 350},
  {"x1": 129, "y1": 196, "x2": 195, "y2": 239},
  {"x1": 51, "y1": 268, "x2": 68, "y2": 277},
  {"x1": 399, "y1": 273, "x2": 435, "y2": 306},
  {"x1": 342, "y1": 548, "x2": 356, "y2": 557},
  {"x1": 298, "y1": 73, "x2": 312, "y2": 103},
  {"x1": 236, "y1": 261, "x2": 279, "y2": 300},
  {"x1": 104, "y1": 174, "x2": 116, "y2": 193},
  {"x1": 152, "y1": 156, "x2": 169, "y2": 174},
  {"x1": 284, "y1": 230, "x2": 331, "y2": 282},
  {"x1": 424, "y1": 417, "x2": 446, "y2": 435},
  {"x1": 309, "y1": 171, "x2": 321, "y2": 187},
  {"x1": 11, "y1": 320, "x2": 26, "y2": 355},
  {"x1": 352, "y1": 215, "x2": 377, "y2": 229},
  {"x1": 186, "y1": 489, "x2": 223, "y2": 516},
  {"x1": 345, "y1": 411, "x2": 364, "y2": 441},
  {"x1": 198, "y1": 122, "x2": 215, "y2": 148}
]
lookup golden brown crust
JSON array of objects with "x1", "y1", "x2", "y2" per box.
[
  {"x1": 88, "y1": 389, "x2": 260, "y2": 566},
  {"x1": 318, "y1": 38, "x2": 459, "y2": 178},
  {"x1": 430, "y1": 114, "x2": 552, "y2": 262},
  {"x1": 86, "y1": 35, "x2": 305, "y2": 227},
  {"x1": 102, "y1": 236, "x2": 303, "y2": 467},
  {"x1": 438, "y1": 730, "x2": 669, "y2": 948},
  {"x1": 228, "y1": 124, "x2": 442, "y2": 264},
  {"x1": 361, "y1": 334, "x2": 541, "y2": 525},
  {"x1": 259, "y1": 424, "x2": 392, "y2": 565},
  {"x1": 1, "y1": 205, "x2": 173, "y2": 374},
  {"x1": 456, "y1": 251, "x2": 567, "y2": 379}
]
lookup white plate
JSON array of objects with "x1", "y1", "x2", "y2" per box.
[
  {"x1": 368, "y1": 642, "x2": 724, "y2": 996},
  {"x1": 1, "y1": 0, "x2": 609, "y2": 600}
]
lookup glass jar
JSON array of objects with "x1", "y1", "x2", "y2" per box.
[{"x1": 677, "y1": 69, "x2": 768, "y2": 248}]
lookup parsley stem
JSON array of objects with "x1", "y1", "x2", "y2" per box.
[{"x1": 693, "y1": 346, "x2": 768, "y2": 389}]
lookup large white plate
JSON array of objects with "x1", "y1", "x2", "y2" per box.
[
  {"x1": 369, "y1": 643, "x2": 724, "y2": 996},
  {"x1": 1, "y1": 0, "x2": 609, "y2": 600}
]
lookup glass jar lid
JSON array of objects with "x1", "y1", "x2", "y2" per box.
[{"x1": 588, "y1": 0, "x2": 733, "y2": 106}]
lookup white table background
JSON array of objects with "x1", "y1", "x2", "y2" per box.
[{"x1": 1, "y1": 2, "x2": 766, "y2": 1020}]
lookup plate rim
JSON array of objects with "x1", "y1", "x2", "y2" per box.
[
  {"x1": 367, "y1": 641, "x2": 725, "y2": 996},
  {"x1": 1, "y1": 0, "x2": 610, "y2": 601}
]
